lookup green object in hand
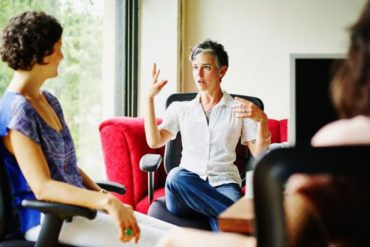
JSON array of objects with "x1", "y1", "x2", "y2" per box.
[{"x1": 125, "y1": 228, "x2": 132, "y2": 236}]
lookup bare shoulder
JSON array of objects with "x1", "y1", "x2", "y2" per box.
[{"x1": 311, "y1": 116, "x2": 370, "y2": 146}]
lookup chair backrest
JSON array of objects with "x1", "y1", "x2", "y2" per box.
[
  {"x1": 163, "y1": 93, "x2": 264, "y2": 185},
  {"x1": 0, "y1": 155, "x2": 9, "y2": 240},
  {"x1": 253, "y1": 146, "x2": 370, "y2": 247},
  {"x1": 0, "y1": 152, "x2": 22, "y2": 242}
]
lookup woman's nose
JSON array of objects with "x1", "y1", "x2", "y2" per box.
[{"x1": 197, "y1": 68, "x2": 203, "y2": 77}]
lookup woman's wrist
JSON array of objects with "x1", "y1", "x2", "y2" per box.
[
  {"x1": 102, "y1": 193, "x2": 120, "y2": 212},
  {"x1": 262, "y1": 132, "x2": 272, "y2": 142},
  {"x1": 99, "y1": 188, "x2": 108, "y2": 194}
]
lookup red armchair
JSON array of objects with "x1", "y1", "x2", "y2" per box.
[{"x1": 99, "y1": 117, "x2": 288, "y2": 214}]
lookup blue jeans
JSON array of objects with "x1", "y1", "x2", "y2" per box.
[{"x1": 165, "y1": 167, "x2": 243, "y2": 231}]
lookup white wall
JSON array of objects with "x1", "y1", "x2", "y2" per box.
[
  {"x1": 138, "y1": 0, "x2": 181, "y2": 117},
  {"x1": 182, "y1": 0, "x2": 367, "y2": 119},
  {"x1": 102, "y1": 0, "x2": 116, "y2": 119}
]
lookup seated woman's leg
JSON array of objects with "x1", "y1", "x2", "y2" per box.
[{"x1": 165, "y1": 167, "x2": 238, "y2": 231}]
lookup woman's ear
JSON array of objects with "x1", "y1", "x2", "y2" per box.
[
  {"x1": 42, "y1": 55, "x2": 50, "y2": 64},
  {"x1": 219, "y1": 66, "x2": 228, "y2": 78}
]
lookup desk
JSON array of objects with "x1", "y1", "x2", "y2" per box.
[{"x1": 218, "y1": 197, "x2": 255, "y2": 235}]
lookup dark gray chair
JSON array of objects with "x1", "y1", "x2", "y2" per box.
[
  {"x1": 0, "y1": 154, "x2": 125, "y2": 247},
  {"x1": 253, "y1": 146, "x2": 370, "y2": 247},
  {"x1": 140, "y1": 92, "x2": 264, "y2": 230}
]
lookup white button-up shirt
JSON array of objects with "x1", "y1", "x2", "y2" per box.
[{"x1": 159, "y1": 91, "x2": 257, "y2": 187}]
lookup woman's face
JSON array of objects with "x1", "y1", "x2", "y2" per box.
[
  {"x1": 191, "y1": 52, "x2": 223, "y2": 93},
  {"x1": 42, "y1": 39, "x2": 64, "y2": 78}
]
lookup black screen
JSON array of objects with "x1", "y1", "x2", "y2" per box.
[{"x1": 291, "y1": 56, "x2": 344, "y2": 147}]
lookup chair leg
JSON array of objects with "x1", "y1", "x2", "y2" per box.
[{"x1": 35, "y1": 214, "x2": 64, "y2": 247}]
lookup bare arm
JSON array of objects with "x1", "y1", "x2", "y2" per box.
[
  {"x1": 144, "y1": 63, "x2": 174, "y2": 148},
  {"x1": 284, "y1": 193, "x2": 326, "y2": 246},
  {"x1": 156, "y1": 228, "x2": 256, "y2": 247},
  {"x1": 78, "y1": 168, "x2": 101, "y2": 191},
  {"x1": 233, "y1": 97, "x2": 271, "y2": 157},
  {"x1": 246, "y1": 117, "x2": 271, "y2": 157},
  {"x1": 6, "y1": 130, "x2": 140, "y2": 243}
]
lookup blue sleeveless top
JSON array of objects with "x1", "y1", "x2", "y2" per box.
[{"x1": 0, "y1": 90, "x2": 84, "y2": 233}]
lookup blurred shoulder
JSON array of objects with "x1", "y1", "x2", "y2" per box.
[{"x1": 311, "y1": 115, "x2": 370, "y2": 146}]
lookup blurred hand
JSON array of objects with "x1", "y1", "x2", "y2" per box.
[
  {"x1": 285, "y1": 174, "x2": 333, "y2": 194},
  {"x1": 148, "y1": 63, "x2": 168, "y2": 99}
]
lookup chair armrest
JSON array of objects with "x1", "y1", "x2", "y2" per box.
[
  {"x1": 21, "y1": 200, "x2": 97, "y2": 220},
  {"x1": 139, "y1": 154, "x2": 162, "y2": 203},
  {"x1": 22, "y1": 199, "x2": 97, "y2": 247},
  {"x1": 96, "y1": 180, "x2": 126, "y2": 194},
  {"x1": 139, "y1": 154, "x2": 162, "y2": 172}
]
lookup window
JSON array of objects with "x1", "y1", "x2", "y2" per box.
[{"x1": 0, "y1": 0, "x2": 106, "y2": 179}]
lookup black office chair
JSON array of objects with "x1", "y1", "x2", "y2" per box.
[
  {"x1": 0, "y1": 155, "x2": 125, "y2": 247},
  {"x1": 253, "y1": 146, "x2": 370, "y2": 247},
  {"x1": 140, "y1": 92, "x2": 264, "y2": 230}
]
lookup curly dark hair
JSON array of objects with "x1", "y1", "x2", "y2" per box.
[
  {"x1": 0, "y1": 11, "x2": 63, "y2": 71},
  {"x1": 189, "y1": 39, "x2": 229, "y2": 68}
]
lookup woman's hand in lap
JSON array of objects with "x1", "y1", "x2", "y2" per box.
[{"x1": 105, "y1": 195, "x2": 141, "y2": 243}]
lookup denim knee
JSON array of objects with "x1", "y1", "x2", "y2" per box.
[{"x1": 165, "y1": 167, "x2": 187, "y2": 189}]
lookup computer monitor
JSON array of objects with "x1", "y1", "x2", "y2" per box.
[{"x1": 289, "y1": 54, "x2": 345, "y2": 147}]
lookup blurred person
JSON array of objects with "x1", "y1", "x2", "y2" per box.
[{"x1": 285, "y1": 0, "x2": 370, "y2": 245}]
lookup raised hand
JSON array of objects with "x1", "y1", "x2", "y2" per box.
[{"x1": 148, "y1": 63, "x2": 168, "y2": 99}]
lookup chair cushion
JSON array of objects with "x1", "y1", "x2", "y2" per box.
[
  {"x1": 148, "y1": 197, "x2": 211, "y2": 230},
  {"x1": 135, "y1": 188, "x2": 166, "y2": 214}
]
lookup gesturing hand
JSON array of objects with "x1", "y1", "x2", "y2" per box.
[
  {"x1": 148, "y1": 63, "x2": 168, "y2": 99},
  {"x1": 232, "y1": 97, "x2": 267, "y2": 122}
]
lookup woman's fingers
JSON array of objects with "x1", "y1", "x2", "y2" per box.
[
  {"x1": 153, "y1": 69, "x2": 160, "y2": 84},
  {"x1": 113, "y1": 203, "x2": 141, "y2": 244},
  {"x1": 158, "y1": 79, "x2": 168, "y2": 90},
  {"x1": 149, "y1": 63, "x2": 168, "y2": 97},
  {"x1": 152, "y1": 63, "x2": 162, "y2": 85},
  {"x1": 152, "y1": 63, "x2": 157, "y2": 78},
  {"x1": 133, "y1": 219, "x2": 141, "y2": 243},
  {"x1": 233, "y1": 97, "x2": 263, "y2": 120}
]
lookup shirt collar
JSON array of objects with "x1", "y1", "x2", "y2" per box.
[{"x1": 190, "y1": 90, "x2": 234, "y2": 107}]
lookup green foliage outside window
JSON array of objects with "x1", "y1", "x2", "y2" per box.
[{"x1": 0, "y1": 0, "x2": 104, "y2": 178}]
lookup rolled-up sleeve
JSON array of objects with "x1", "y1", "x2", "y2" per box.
[
  {"x1": 159, "y1": 102, "x2": 180, "y2": 140},
  {"x1": 241, "y1": 118, "x2": 257, "y2": 144}
]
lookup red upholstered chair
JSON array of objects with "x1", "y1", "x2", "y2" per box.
[
  {"x1": 267, "y1": 119, "x2": 280, "y2": 144},
  {"x1": 279, "y1": 119, "x2": 288, "y2": 142},
  {"x1": 99, "y1": 117, "x2": 166, "y2": 213},
  {"x1": 99, "y1": 115, "x2": 288, "y2": 215}
]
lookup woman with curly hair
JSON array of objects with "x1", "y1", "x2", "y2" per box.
[{"x1": 0, "y1": 11, "x2": 177, "y2": 247}]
